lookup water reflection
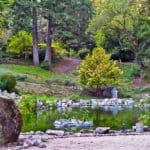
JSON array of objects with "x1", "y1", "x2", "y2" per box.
[{"x1": 22, "y1": 106, "x2": 150, "y2": 132}]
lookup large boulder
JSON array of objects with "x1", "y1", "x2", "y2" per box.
[{"x1": 0, "y1": 96, "x2": 22, "y2": 145}]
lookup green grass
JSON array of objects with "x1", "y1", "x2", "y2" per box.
[{"x1": 0, "y1": 64, "x2": 75, "y2": 83}]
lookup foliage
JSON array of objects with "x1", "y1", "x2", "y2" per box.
[
  {"x1": 140, "y1": 98, "x2": 150, "y2": 104},
  {"x1": 0, "y1": 72, "x2": 16, "y2": 91},
  {"x1": 40, "y1": 61, "x2": 50, "y2": 70},
  {"x1": 78, "y1": 47, "x2": 123, "y2": 88},
  {"x1": 88, "y1": 0, "x2": 150, "y2": 61},
  {"x1": 18, "y1": 94, "x2": 56, "y2": 113},
  {"x1": 11, "y1": 0, "x2": 93, "y2": 50},
  {"x1": 68, "y1": 49, "x2": 77, "y2": 58},
  {"x1": 10, "y1": 0, "x2": 32, "y2": 34},
  {"x1": 120, "y1": 63, "x2": 141, "y2": 82},
  {"x1": 7, "y1": 31, "x2": 32, "y2": 57},
  {"x1": 140, "y1": 112, "x2": 150, "y2": 126},
  {"x1": 52, "y1": 42, "x2": 66, "y2": 57},
  {"x1": 94, "y1": 29, "x2": 106, "y2": 47},
  {"x1": 78, "y1": 48, "x2": 90, "y2": 59},
  {"x1": 111, "y1": 50, "x2": 135, "y2": 62},
  {"x1": 117, "y1": 63, "x2": 142, "y2": 98}
]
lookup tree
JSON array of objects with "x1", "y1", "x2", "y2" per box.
[
  {"x1": 9, "y1": 0, "x2": 39, "y2": 66},
  {"x1": 88, "y1": 0, "x2": 150, "y2": 61},
  {"x1": 91, "y1": 0, "x2": 104, "y2": 8},
  {"x1": 39, "y1": 0, "x2": 93, "y2": 65},
  {"x1": 32, "y1": 0, "x2": 39, "y2": 66},
  {"x1": 10, "y1": 0, "x2": 32, "y2": 34},
  {"x1": 7, "y1": 30, "x2": 32, "y2": 59},
  {"x1": 78, "y1": 47, "x2": 123, "y2": 89}
]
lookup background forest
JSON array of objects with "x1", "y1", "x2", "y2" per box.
[{"x1": 0, "y1": 0, "x2": 150, "y2": 97}]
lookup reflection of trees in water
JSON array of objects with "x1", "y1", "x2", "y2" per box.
[{"x1": 22, "y1": 106, "x2": 150, "y2": 132}]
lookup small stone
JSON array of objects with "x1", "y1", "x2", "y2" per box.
[
  {"x1": 32, "y1": 139, "x2": 41, "y2": 146},
  {"x1": 15, "y1": 146, "x2": 23, "y2": 150},
  {"x1": 29, "y1": 131, "x2": 35, "y2": 135},
  {"x1": 35, "y1": 131, "x2": 44, "y2": 135},
  {"x1": 24, "y1": 139, "x2": 33, "y2": 147},
  {"x1": 46, "y1": 129, "x2": 65, "y2": 136},
  {"x1": 74, "y1": 133, "x2": 81, "y2": 137},
  {"x1": 23, "y1": 143, "x2": 29, "y2": 149},
  {"x1": 38, "y1": 143, "x2": 47, "y2": 148}
]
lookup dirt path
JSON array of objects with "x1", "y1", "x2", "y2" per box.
[
  {"x1": 2, "y1": 135, "x2": 149, "y2": 150},
  {"x1": 34, "y1": 135, "x2": 150, "y2": 150},
  {"x1": 52, "y1": 57, "x2": 81, "y2": 74}
]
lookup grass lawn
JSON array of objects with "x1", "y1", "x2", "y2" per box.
[{"x1": 0, "y1": 64, "x2": 76, "y2": 83}]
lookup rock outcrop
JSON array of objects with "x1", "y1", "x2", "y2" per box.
[{"x1": 0, "y1": 96, "x2": 22, "y2": 145}]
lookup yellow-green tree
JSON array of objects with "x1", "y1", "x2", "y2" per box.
[
  {"x1": 78, "y1": 48, "x2": 123, "y2": 88},
  {"x1": 7, "y1": 31, "x2": 32, "y2": 59}
]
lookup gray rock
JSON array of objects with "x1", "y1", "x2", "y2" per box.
[
  {"x1": 24, "y1": 139, "x2": 33, "y2": 147},
  {"x1": 135, "y1": 123, "x2": 144, "y2": 133},
  {"x1": 95, "y1": 127, "x2": 110, "y2": 134},
  {"x1": 74, "y1": 133, "x2": 81, "y2": 137},
  {"x1": 0, "y1": 97, "x2": 22, "y2": 145},
  {"x1": 15, "y1": 146, "x2": 24, "y2": 150},
  {"x1": 23, "y1": 142, "x2": 30, "y2": 149},
  {"x1": 46, "y1": 129, "x2": 65, "y2": 136},
  {"x1": 32, "y1": 139, "x2": 41, "y2": 146},
  {"x1": 35, "y1": 131, "x2": 44, "y2": 135}
]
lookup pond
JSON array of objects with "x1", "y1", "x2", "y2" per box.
[{"x1": 21, "y1": 105, "x2": 150, "y2": 132}]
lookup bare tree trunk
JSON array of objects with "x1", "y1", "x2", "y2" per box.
[
  {"x1": 32, "y1": 0, "x2": 39, "y2": 66},
  {"x1": 44, "y1": 17, "x2": 52, "y2": 67}
]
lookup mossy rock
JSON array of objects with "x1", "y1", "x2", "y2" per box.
[{"x1": 0, "y1": 97, "x2": 22, "y2": 145}]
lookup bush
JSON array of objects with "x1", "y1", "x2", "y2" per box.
[
  {"x1": 78, "y1": 47, "x2": 123, "y2": 89},
  {"x1": 52, "y1": 42, "x2": 66, "y2": 57},
  {"x1": 16, "y1": 74, "x2": 27, "y2": 81},
  {"x1": 140, "y1": 112, "x2": 150, "y2": 126},
  {"x1": 0, "y1": 73, "x2": 16, "y2": 91},
  {"x1": 7, "y1": 31, "x2": 32, "y2": 58},
  {"x1": 40, "y1": 61, "x2": 50, "y2": 70},
  {"x1": 0, "y1": 81, "x2": 6, "y2": 90},
  {"x1": 111, "y1": 50, "x2": 135, "y2": 62},
  {"x1": 64, "y1": 79, "x2": 71, "y2": 86},
  {"x1": 78, "y1": 48, "x2": 90, "y2": 59},
  {"x1": 69, "y1": 49, "x2": 77, "y2": 57}
]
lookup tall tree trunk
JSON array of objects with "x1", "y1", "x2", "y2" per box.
[
  {"x1": 32, "y1": 0, "x2": 39, "y2": 66},
  {"x1": 44, "y1": 18, "x2": 52, "y2": 67}
]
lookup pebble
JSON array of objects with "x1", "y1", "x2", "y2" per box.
[{"x1": 38, "y1": 143, "x2": 47, "y2": 148}]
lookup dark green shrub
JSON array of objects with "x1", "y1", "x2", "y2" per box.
[
  {"x1": 111, "y1": 50, "x2": 135, "y2": 62},
  {"x1": 0, "y1": 81, "x2": 6, "y2": 90},
  {"x1": 78, "y1": 48, "x2": 90, "y2": 59},
  {"x1": 40, "y1": 61, "x2": 50, "y2": 70},
  {"x1": 64, "y1": 79, "x2": 71, "y2": 86},
  {"x1": 0, "y1": 73, "x2": 16, "y2": 91},
  {"x1": 16, "y1": 74, "x2": 27, "y2": 81}
]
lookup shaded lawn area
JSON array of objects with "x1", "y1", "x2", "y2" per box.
[{"x1": 0, "y1": 64, "x2": 76, "y2": 83}]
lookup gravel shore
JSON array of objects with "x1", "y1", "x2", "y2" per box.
[{"x1": 1, "y1": 134, "x2": 150, "y2": 150}]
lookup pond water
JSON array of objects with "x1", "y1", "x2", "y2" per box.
[{"x1": 21, "y1": 105, "x2": 150, "y2": 132}]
